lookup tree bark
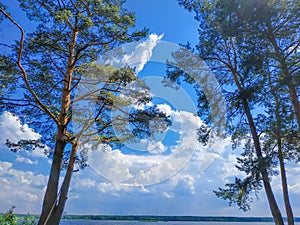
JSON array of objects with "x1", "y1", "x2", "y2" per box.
[
  {"x1": 287, "y1": 82, "x2": 300, "y2": 133},
  {"x1": 37, "y1": 127, "x2": 66, "y2": 225},
  {"x1": 274, "y1": 89, "x2": 295, "y2": 225},
  {"x1": 242, "y1": 99, "x2": 284, "y2": 225},
  {"x1": 46, "y1": 143, "x2": 78, "y2": 225},
  {"x1": 266, "y1": 20, "x2": 300, "y2": 132},
  {"x1": 231, "y1": 67, "x2": 284, "y2": 225},
  {"x1": 38, "y1": 22, "x2": 78, "y2": 225},
  {"x1": 278, "y1": 139, "x2": 294, "y2": 225}
]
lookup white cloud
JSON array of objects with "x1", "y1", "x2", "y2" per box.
[
  {"x1": 174, "y1": 174, "x2": 196, "y2": 195},
  {"x1": 289, "y1": 183, "x2": 300, "y2": 194},
  {"x1": 73, "y1": 178, "x2": 96, "y2": 189},
  {"x1": 0, "y1": 112, "x2": 52, "y2": 212},
  {"x1": 88, "y1": 147, "x2": 134, "y2": 183},
  {"x1": 107, "y1": 33, "x2": 164, "y2": 74},
  {"x1": 97, "y1": 182, "x2": 149, "y2": 195},
  {"x1": 283, "y1": 163, "x2": 300, "y2": 194},
  {"x1": 1, "y1": 110, "x2": 299, "y2": 217},
  {"x1": 148, "y1": 141, "x2": 166, "y2": 154},
  {"x1": 156, "y1": 103, "x2": 173, "y2": 117},
  {"x1": 162, "y1": 192, "x2": 173, "y2": 198},
  {"x1": 122, "y1": 33, "x2": 164, "y2": 73},
  {"x1": 87, "y1": 109, "x2": 228, "y2": 188},
  {"x1": 0, "y1": 160, "x2": 47, "y2": 213},
  {"x1": 0, "y1": 111, "x2": 41, "y2": 144},
  {"x1": 27, "y1": 148, "x2": 48, "y2": 158},
  {"x1": 16, "y1": 156, "x2": 38, "y2": 165},
  {"x1": 220, "y1": 153, "x2": 245, "y2": 182},
  {"x1": 87, "y1": 110, "x2": 199, "y2": 185},
  {"x1": 0, "y1": 161, "x2": 12, "y2": 172},
  {"x1": 0, "y1": 111, "x2": 47, "y2": 159},
  {"x1": 132, "y1": 101, "x2": 154, "y2": 110}
]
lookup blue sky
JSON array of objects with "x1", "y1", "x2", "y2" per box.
[
  {"x1": 125, "y1": 0, "x2": 199, "y2": 45},
  {"x1": 1, "y1": 0, "x2": 300, "y2": 218}
]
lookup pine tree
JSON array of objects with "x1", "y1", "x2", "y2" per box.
[{"x1": 0, "y1": 1, "x2": 169, "y2": 224}]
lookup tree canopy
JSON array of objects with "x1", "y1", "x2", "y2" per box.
[
  {"x1": 171, "y1": 0, "x2": 300, "y2": 224},
  {"x1": 0, "y1": 1, "x2": 170, "y2": 224}
]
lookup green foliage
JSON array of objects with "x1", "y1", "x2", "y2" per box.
[
  {"x1": 0, "y1": 0, "x2": 149, "y2": 149},
  {"x1": 0, "y1": 56, "x2": 18, "y2": 111},
  {"x1": 19, "y1": 214, "x2": 36, "y2": 225},
  {"x1": 54, "y1": 9, "x2": 73, "y2": 23},
  {"x1": 214, "y1": 176, "x2": 262, "y2": 211},
  {"x1": 0, "y1": 207, "x2": 36, "y2": 225},
  {"x1": 0, "y1": 207, "x2": 18, "y2": 225},
  {"x1": 0, "y1": 1, "x2": 163, "y2": 224},
  {"x1": 177, "y1": 0, "x2": 300, "y2": 216}
]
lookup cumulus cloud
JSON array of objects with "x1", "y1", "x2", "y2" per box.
[
  {"x1": 107, "y1": 33, "x2": 164, "y2": 74},
  {"x1": 0, "y1": 111, "x2": 41, "y2": 144},
  {"x1": 148, "y1": 141, "x2": 166, "y2": 154},
  {"x1": 219, "y1": 153, "x2": 246, "y2": 182},
  {"x1": 121, "y1": 33, "x2": 164, "y2": 73},
  {"x1": 87, "y1": 109, "x2": 201, "y2": 186},
  {"x1": 281, "y1": 163, "x2": 300, "y2": 194},
  {"x1": 0, "y1": 112, "x2": 50, "y2": 212},
  {"x1": 16, "y1": 156, "x2": 38, "y2": 165},
  {"x1": 0, "y1": 111, "x2": 47, "y2": 159},
  {"x1": 1, "y1": 108, "x2": 299, "y2": 217},
  {"x1": 97, "y1": 182, "x2": 149, "y2": 196},
  {"x1": 87, "y1": 106, "x2": 230, "y2": 189},
  {"x1": 156, "y1": 104, "x2": 173, "y2": 117},
  {"x1": 173, "y1": 174, "x2": 196, "y2": 195},
  {"x1": 73, "y1": 178, "x2": 96, "y2": 189},
  {"x1": 0, "y1": 160, "x2": 47, "y2": 212}
]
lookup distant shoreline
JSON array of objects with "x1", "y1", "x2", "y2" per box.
[
  {"x1": 13, "y1": 214, "x2": 300, "y2": 222},
  {"x1": 54, "y1": 215, "x2": 300, "y2": 222}
]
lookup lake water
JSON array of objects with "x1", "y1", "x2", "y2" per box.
[{"x1": 60, "y1": 220, "x2": 300, "y2": 225}]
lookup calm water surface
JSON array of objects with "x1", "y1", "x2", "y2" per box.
[{"x1": 60, "y1": 220, "x2": 300, "y2": 225}]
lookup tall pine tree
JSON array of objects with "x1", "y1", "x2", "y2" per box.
[
  {"x1": 170, "y1": 0, "x2": 299, "y2": 224},
  {"x1": 0, "y1": 1, "x2": 169, "y2": 224}
]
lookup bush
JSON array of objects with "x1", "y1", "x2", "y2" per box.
[
  {"x1": 19, "y1": 214, "x2": 36, "y2": 225},
  {"x1": 0, "y1": 207, "x2": 36, "y2": 225},
  {"x1": 0, "y1": 206, "x2": 18, "y2": 225}
]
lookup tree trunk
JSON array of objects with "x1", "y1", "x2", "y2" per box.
[
  {"x1": 38, "y1": 24, "x2": 78, "y2": 225},
  {"x1": 266, "y1": 19, "x2": 300, "y2": 132},
  {"x1": 287, "y1": 82, "x2": 300, "y2": 133},
  {"x1": 274, "y1": 91, "x2": 295, "y2": 225},
  {"x1": 230, "y1": 65, "x2": 284, "y2": 224},
  {"x1": 278, "y1": 141, "x2": 294, "y2": 225},
  {"x1": 37, "y1": 127, "x2": 66, "y2": 225},
  {"x1": 267, "y1": 64, "x2": 295, "y2": 225},
  {"x1": 230, "y1": 65, "x2": 283, "y2": 224},
  {"x1": 46, "y1": 143, "x2": 78, "y2": 225},
  {"x1": 242, "y1": 99, "x2": 284, "y2": 225}
]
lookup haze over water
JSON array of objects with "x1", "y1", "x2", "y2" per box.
[{"x1": 60, "y1": 220, "x2": 300, "y2": 225}]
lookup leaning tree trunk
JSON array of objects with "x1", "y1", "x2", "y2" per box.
[
  {"x1": 231, "y1": 67, "x2": 284, "y2": 225},
  {"x1": 37, "y1": 127, "x2": 67, "y2": 225},
  {"x1": 266, "y1": 20, "x2": 300, "y2": 133},
  {"x1": 242, "y1": 99, "x2": 284, "y2": 225},
  {"x1": 46, "y1": 143, "x2": 78, "y2": 225},
  {"x1": 0, "y1": 7, "x2": 76, "y2": 225},
  {"x1": 37, "y1": 65, "x2": 73, "y2": 224},
  {"x1": 38, "y1": 23, "x2": 78, "y2": 225},
  {"x1": 274, "y1": 91, "x2": 295, "y2": 225},
  {"x1": 278, "y1": 139, "x2": 294, "y2": 225}
]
